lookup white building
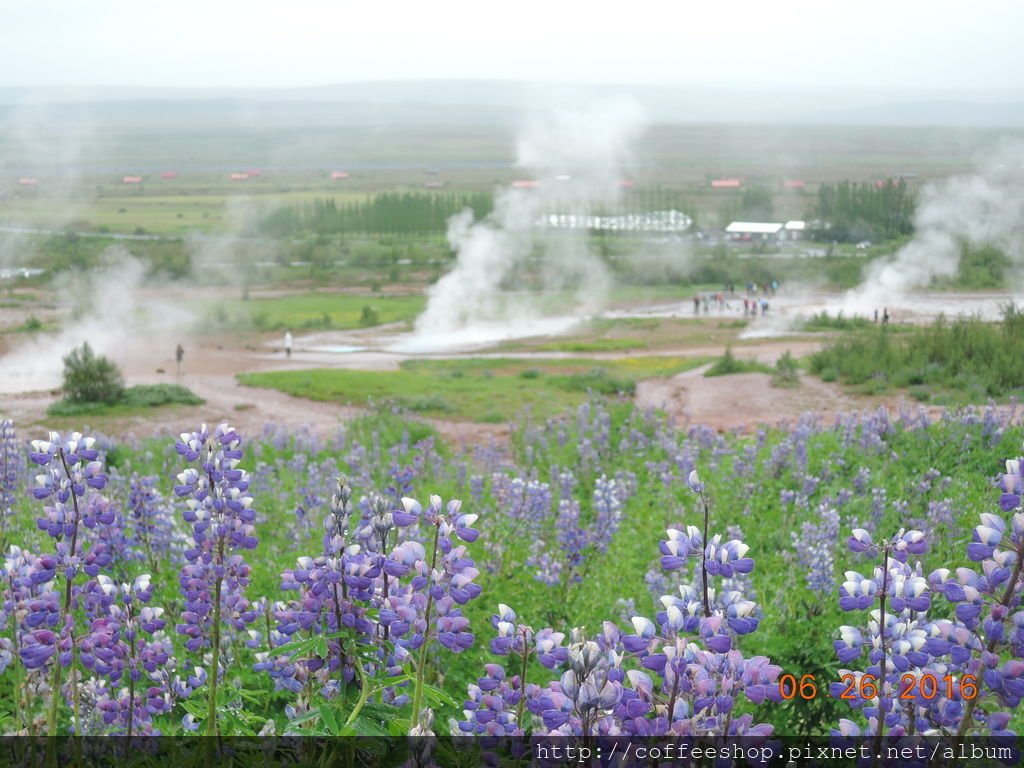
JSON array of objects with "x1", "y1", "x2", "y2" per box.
[
  {"x1": 726, "y1": 221, "x2": 784, "y2": 241},
  {"x1": 784, "y1": 220, "x2": 806, "y2": 240}
]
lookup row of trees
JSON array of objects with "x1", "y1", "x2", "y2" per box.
[
  {"x1": 809, "y1": 179, "x2": 916, "y2": 242},
  {"x1": 256, "y1": 188, "x2": 698, "y2": 238},
  {"x1": 257, "y1": 192, "x2": 495, "y2": 237}
]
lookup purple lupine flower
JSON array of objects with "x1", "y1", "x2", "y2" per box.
[
  {"x1": 483, "y1": 473, "x2": 553, "y2": 571},
  {"x1": 125, "y1": 473, "x2": 179, "y2": 572},
  {"x1": 0, "y1": 419, "x2": 19, "y2": 540},
  {"x1": 792, "y1": 503, "x2": 840, "y2": 594},
  {"x1": 833, "y1": 526, "x2": 937, "y2": 742},
  {"x1": 515, "y1": 470, "x2": 780, "y2": 738},
  {"x1": 904, "y1": 456, "x2": 1024, "y2": 737},
  {"x1": 25, "y1": 427, "x2": 114, "y2": 737},
  {"x1": 173, "y1": 423, "x2": 259, "y2": 734}
]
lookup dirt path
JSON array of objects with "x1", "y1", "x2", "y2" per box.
[
  {"x1": 0, "y1": 317, "x2": 861, "y2": 443},
  {"x1": 636, "y1": 365, "x2": 867, "y2": 432}
]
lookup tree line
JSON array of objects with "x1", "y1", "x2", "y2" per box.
[
  {"x1": 257, "y1": 192, "x2": 495, "y2": 237},
  {"x1": 256, "y1": 188, "x2": 696, "y2": 238},
  {"x1": 809, "y1": 179, "x2": 916, "y2": 242}
]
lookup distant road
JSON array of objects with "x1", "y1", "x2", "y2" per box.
[
  {"x1": 0, "y1": 225, "x2": 263, "y2": 244},
  {"x1": 0, "y1": 225, "x2": 169, "y2": 241}
]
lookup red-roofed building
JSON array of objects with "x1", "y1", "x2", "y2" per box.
[
  {"x1": 711, "y1": 178, "x2": 742, "y2": 189},
  {"x1": 229, "y1": 172, "x2": 249, "y2": 181},
  {"x1": 512, "y1": 179, "x2": 540, "y2": 189},
  {"x1": 160, "y1": 171, "x2": 178, "y2": 179},
  {"x1": 331, "y1": 171, "x2": 350, "y2": 180},
  {"x1": 17, "y1": 177, "x2": 37, "y2": 186},
  {"x1": 247, "y1": 169, "x2": 262, "y2": 177},
  {"x1": 782, "y1": 179, "x2": 806, "y2": 189},
  {"x1": 618, "y1": 179, "x2": 636, "y2": 189},
  {"x1": 122, "y1": 176, "x2": 143, "y2": 184}
]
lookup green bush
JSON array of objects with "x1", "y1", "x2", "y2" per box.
[
  {"x1": 21, "y1": 315, "x2": 43, "y2": 332},
  {"x1": 560, "y1": 368, "x2": 636, "y2": 396},
  {"x1": 121, "y1": 384, "x2": 204, "y2": 408},
  {"x1": 395, "y1": 395, "x2": 453, "y2": 413},
  {"x1": 810, "y1": 305, "x2": 1024, "y2": 399},
  {"x1": 772, "y1": 350, "x2": 801, "y2": 388},
  {"x1": 61, "y1": 342, "x2": 124, "y2": 404},
  {"x1": 955, "y1": 244, "x2": 1010, "y2": 289},
  {"x1": 360, "y1": 305, "x2": 380, "y2": 326},
  {"x1": 705, "y1": 348, "x2": 773, "y2": 377},
  {"x1": 47, "y1": 383, "x2": 203, "y2": 416},
  {"x1": 799, "y1": 311, "x2": 873, "y2": 332}
]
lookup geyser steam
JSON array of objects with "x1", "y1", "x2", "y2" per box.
[
  {"x1": 0, "y1": 250, "x2": 194, "y2": 394},
  {"x1": 844, "y1": 144, "x2": 1024, "y2": 312},
  {"x1": 408, "y1": 100, "x2": 646, "y2": 350}
]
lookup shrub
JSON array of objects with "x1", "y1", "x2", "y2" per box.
[
  {"x1": 21, "y1": 315, "x2": 43, "y2": 333},
  {"x1": 810, "y1": 304, "x2": 1024, "y2": 398},
  {"x1": 799, "y1": 311, "x2": 873, "y2": 332},
  {"x1": 60, "y1": 342, "x2": 124, "y2": 404},
  {"x1": 705, "y1": 347, "x2": 773, "y2": 377},
  {"x1": 772, "y1": 350, "x2": 801, "y2": 388},
  {"x1": 47, "y1": 383, "x2": 203, "y2": 416},
  {"x1": 561, "y1": 368, "x2": 636, "y2": 396},
  {"x1": 360, "y1": 305, "x2": 380, "y2": 326},
  {"x1": 121, "y1": 384, "x2": 203, "y2": 408}
]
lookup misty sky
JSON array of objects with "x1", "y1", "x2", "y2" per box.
[{"x1": 5, "y1": 0, "x2": 1023, "y2": 91}]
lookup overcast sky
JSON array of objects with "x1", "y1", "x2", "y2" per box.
[{"x1": 5, "y1": 0, "x2": 1023, "y2": 92}]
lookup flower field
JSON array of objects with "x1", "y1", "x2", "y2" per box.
[{"x1": 1, "y1": 399, "x2": 1022, "y2": 744}]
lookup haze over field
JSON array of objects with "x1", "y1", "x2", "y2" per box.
[
  {"x1": 2, "y1": 0, "x2": 1023, "y2": 130},
  {"x1": 5, "y1": 0, "x2": 1024, "y2": 90}
]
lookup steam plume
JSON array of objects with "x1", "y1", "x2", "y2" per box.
[
  {"x1": 844, "y1": 143, "x2": 1024, "y2": 311},
  {"x1": 407, "y1": 100, "x2": 646, "y2": 350},
  {"x1": 0, "y1": 250, "x2": 193, "y2": 394}
]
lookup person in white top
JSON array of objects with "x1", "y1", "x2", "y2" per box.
[{"x1": 284, "y1": 331, "x2": 293, "y2": 358}]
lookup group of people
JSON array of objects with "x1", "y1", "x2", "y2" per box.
[
  {"x1": 742, "y1": 296, "x2": 771, "y2": 316},
  {"x1": 692, "y1": 280, "x2": 778, "y2": 318}
]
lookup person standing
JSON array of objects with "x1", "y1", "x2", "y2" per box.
[
  {"x1": 285, "y1": 331, "x2": 293, "y2": 358},
  {"x1": 175, "y1": 343, "x2": 184, "y2": 383}
]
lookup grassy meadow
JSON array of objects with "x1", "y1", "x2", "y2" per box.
[{"x1": 238, "y1": 356, "x2": 713, "y2": 422}]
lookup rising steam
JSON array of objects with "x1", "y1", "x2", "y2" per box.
[
  {"x1": 844, "y1": 143, "x2": 1024, "y2": 312},
  {"x1": 406, "y1": 100, "x2": 647, "y2": 350},
  {"x1": 0, "y1": 250, "x2": 194, "y2": 394}
]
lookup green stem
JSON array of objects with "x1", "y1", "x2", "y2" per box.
[
  {"x1": 9, "y1": 574, "x2": 25, "y2": 735},
  {"x1": 343, "y1": 660, "x2": 371, "y2": 729},
  {"x1": 955, "y1": 542, "x2": 1024, "y2": 738},
  {"x1": 872, "y1": 545, "x2": 890, "y2": 767},
  {"x1": 410, "y1": 523, "x2": 441, "y2": 725},
  {"x1": 206, "y1": 538, "x2": 225, "y2": 737},
  {"x1": 700, "y1": 491, "x2": 711, "y2": 618},
  {"x1": 47, "y1": 449, "x2": 84, "y2": 737},
  {"x1": 127, "y1": 671, "x2": 136, "y2": 741},
  {"x1": 515, "y1": 631, "x2": 529, "y2": 728}
]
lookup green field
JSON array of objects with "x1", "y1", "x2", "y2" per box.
[
  {"x1": 3, "y1": 121, "x2": 1020, "y2": 237},
  {"x1": 199, "y1": 291, "x2": 427, "y2": 332},
  {"x1": 238, "y1": 355, "x2": 712, "y2": 422}
]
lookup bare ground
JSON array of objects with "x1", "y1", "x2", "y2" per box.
[{"x1": 0, "y1": 285, "x2": 927, "y2": 443}]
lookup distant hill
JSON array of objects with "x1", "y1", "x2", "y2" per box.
[{"x1": 1, "y1": 80, "x2": 1023, "y2": 128}]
